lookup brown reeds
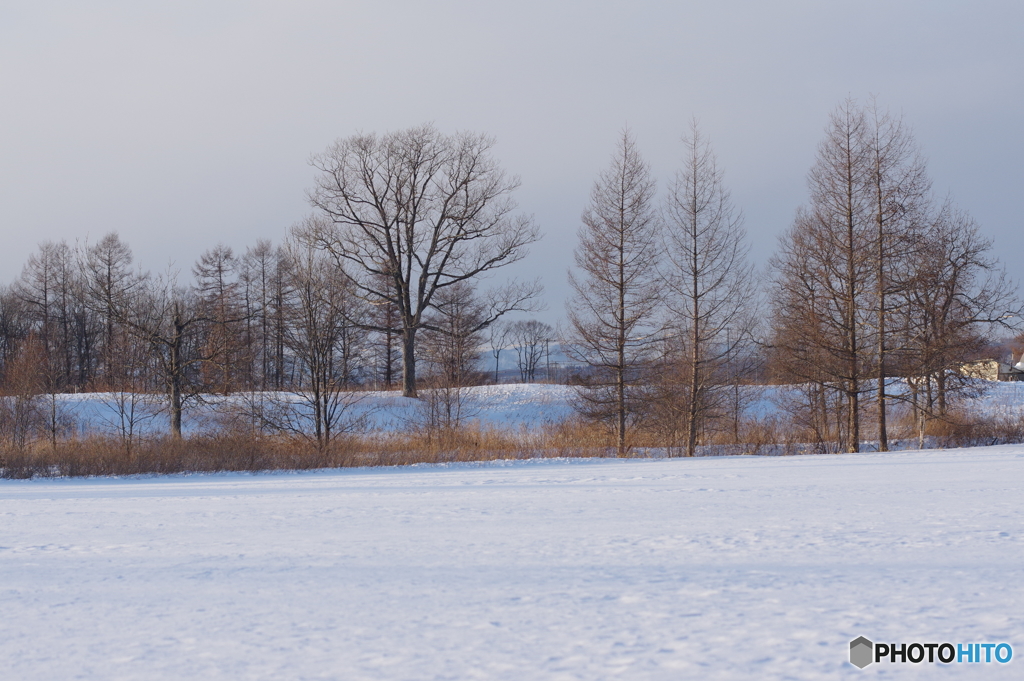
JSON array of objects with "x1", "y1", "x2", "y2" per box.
[
  {"x1": 4, "y1": 408, "x2": 1024, "y2": 479},
  {"x1": 0, "y1": 419, "x2": 625, "y2": 479}
]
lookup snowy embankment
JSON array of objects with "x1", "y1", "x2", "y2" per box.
[
  {"x1": 51, "y1": 379, "x2": 1024, "y2": 439},
  {"x1": 3, "y1": 448, "x2": 1023, "y2": 679},
  {"x1": 55, "y1": 383, "x2": 577, "y2": 436},
  {"x1": 353, "y1": 383, "x2": 576, "y2": 431},
  {"x1": 969, "y1": 380, "x2": 1024, "y2": 418}
]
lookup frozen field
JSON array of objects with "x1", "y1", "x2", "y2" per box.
[{"x1": 3, "y1": 447, "x2": 1023, "y2": 679}]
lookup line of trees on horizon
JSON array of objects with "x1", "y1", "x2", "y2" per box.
[
  {"x1": 565, "y1": 100, "x2": 1022, "y2": 456},
  {"x1": 0, "y1": 100, "x2": 1021, "y2": 456}
]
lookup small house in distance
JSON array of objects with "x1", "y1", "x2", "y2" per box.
[{"x1": 959, "y1": 354, "x2": 1024, "y2": 382}]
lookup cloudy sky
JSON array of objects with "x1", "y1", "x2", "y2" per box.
[{"x1": 2, "y1": 0, "x2": 1021, "y2": 324}]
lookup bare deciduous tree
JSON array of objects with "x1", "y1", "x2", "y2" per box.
[
  {"x1": 0, "y1": 286, "x2": 30, "y2": 386},
  {"x1": 863, "y1": 102, "x2": 930, "y2": 450},
  {"x1": 270, "y1": 235, "x2": 369, "y2": 448},
  {"x1": 109, "y1": 270, "x2": 212, "y2": 438},
  {"x1": 566, "y1": 130, "x2": 662, "y2": 455},
  {"x1": 508, "y1": 319, "x2": 553, "y2": 383},
  {"x1": 899, "y1": 201, "x2": 1022, "y2": 443},
  {"x1": 421, "y1": 281, "x2": 487, "y2": 388},
  {"x1": 487, "y1": 320, "x2": 512, "y2": 384},
  {"x1": 660, "y1": 121, "x2": 755, "y2": 456},
  {"x1": 416, "y1": 282, "x2": 491, "y2": 433},
  {"x1": 15, "y1": 241, "x2": 82, "y2": 391},
  {"x1": 305, "y1": 124, "x2": 541, "y2": 397},
  {"x1": 83, "y1": 232, "x2": 140, "y2": 384},
  {"x1": 193, "y1": 244, "x2": 244, "y2": 395},
  {"x1": 96, "y1": 333, "x2": 160, "y2": 458},
  {"x1": 367, "y1": 270, "x2": 402, "y2": 390},
  {"x1": 0, "y1": 334, "x2": 47, "y2": 449},
  {"x1": 239, "y1": 239, "x2": 284, "y2": 391},
  {"x1": 770, "y1": 101, "x2": 874, "y2": 452}
]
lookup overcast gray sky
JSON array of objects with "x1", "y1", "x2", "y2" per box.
[{"x1": 2, "y1": 0, "x2": 1022, "y2": 325}]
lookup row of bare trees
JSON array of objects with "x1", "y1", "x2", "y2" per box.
[
  {"x1": 769, "y1": 99, "x2": 1020, "y2": 452},
  {"x1": 566, "y1": 102, "x2": 1020, "y2": 455},
  {"x1": 0, "y1": 125, "x2": 546, "y2": 447},
  {"x1": 566, "y1": 124, "x2": 755, "y2": 456},
  {"x1": 1, "y1": 112, "x2": 1018, "y2": 456},
  {"x1": 0, "y1": 231, "x2": 516, "y2": 447}
]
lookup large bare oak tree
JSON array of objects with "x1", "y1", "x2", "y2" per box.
[{"x1": 306, "y1": 124, "x2": 540, "y2": 397}]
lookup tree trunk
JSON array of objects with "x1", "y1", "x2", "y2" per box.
[
  {"x1": 402, "y1": 327, "x2": 418, "y2": 398},
  {"x1": 617, "y1": 231, "x2": 626, "y2": 457},
  {"x1": 846, "y1": 164, "x2": 861, "y2": 454},
  {"x1": 877, "y1": 305, "x2": 888, "y2": 451},
  {"x1": 386, "y1": 328, "x2": 395, "y2": 389},
  {"x1": 686, "y1": 212, "x2": 700, "y2": 458},
  {"x1": 848, "y1": 375, "x2": 859, "y2": 452},
  {"x1": 169, "y1": 311, "x2": 184, "y2": 438},
  {"x1": 876, "y1": 175, "x2": 889, "y2": 452}
]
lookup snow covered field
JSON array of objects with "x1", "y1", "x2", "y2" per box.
[
  {"x1": 50, "y1": 379, "x2": 1024, "y2": 438},
  {"x1": 3, "y1": 447, "x2": 1023, "y2": 679},
  {"x1": 55, "y1": 383, "x2": 578, "y2": 436}
]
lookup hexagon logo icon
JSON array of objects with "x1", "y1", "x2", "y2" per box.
[{"x1": 850, "y1": 636, "x2": 873, "y2": 668}]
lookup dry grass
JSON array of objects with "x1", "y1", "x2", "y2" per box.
[
  {"x1": 916, "y1": 411, "x2": 1024, "y2": 448},
  {"x1": 5, "y1": 409, "x2": 1024, "y2": 479},
  {"x1": 0, "y1": 419, "x2": 625, "y2": 479},
  {"x1": 0, "y1": 435, "x2": 346, "y2": 479}
]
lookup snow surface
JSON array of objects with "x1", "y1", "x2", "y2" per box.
[
  {"x1": 46, "y1": 379, "x2": 1024, "y2": 439},
  {"x1": 3, "y1": 447, "x2": 1023, "y2": 679},
  {"x1": 351, "y1": 383, "x2": 576, "y2": 431},
  {"x1": 52, "y1": 383, "x2": 578, "y2": 437}
]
